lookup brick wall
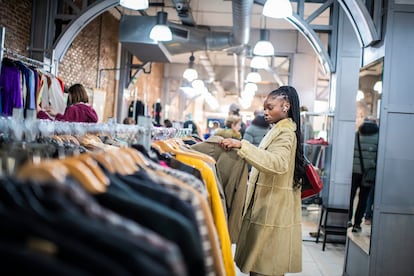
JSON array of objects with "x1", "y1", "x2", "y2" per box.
[
  {"x1": 135, "y1": 62, "x2": 164, "y2": 119},
  {"x1": 1, "y1": 1, "x2": 164, "y2": 123},
  {"x1": 0, "y1": 0, "x2": 32, "y2": 54},
  {"x1": 58, "y1": 12, "x2": 120, "y2": 121},
  {"x1": 57, "y1": 12, "x2": 164, "y2": 122}
]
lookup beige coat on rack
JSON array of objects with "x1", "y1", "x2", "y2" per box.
[{"x1": 191, "y1": 135, "x2": 249, "y2": 243}]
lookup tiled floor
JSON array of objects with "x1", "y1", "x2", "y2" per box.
[{"x1": 234, "y1": 204, "x2": 346, "y2": 276}]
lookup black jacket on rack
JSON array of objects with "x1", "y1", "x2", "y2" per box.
[
  {"x1": 94, "y1": 171, "x2": 205, "y2": 276},
  {"x1": 0, "y1": 175, "x2": 205, "y2": 276}
]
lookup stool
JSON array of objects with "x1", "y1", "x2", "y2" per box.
[{"x1": 316, "y1": 204, "x2": 348, "y2": 251}]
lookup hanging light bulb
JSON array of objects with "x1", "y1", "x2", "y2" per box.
[
  {"x1": 357, "y1": 90, "x2": 365, "y2": 101},
  {"x1": 119, "y1": 0, "x2": 149, "y2": 10},
  {"x1": 246, "y1": 68, "x2": 262, "y2": 83},
  {"x1": 192, "y1": 79, "x2": 205, "y2": 90},
  {"x1": 250, "y1": 56, "x2": 269, "y2": 69},
  {"x1": 183, "y1": 53, "x2": 198, "y2": 82},
  {"x1": 253, "y1": 29, "x2": 274, "y2": 56},
  {"x1": 263, "y1": 0, "x2": 293, "y2": 19},
  {"x1": 150, "y1": 11, "x2": 172, "y2": 42},
  {"x1": 373, "y1": 80, "x2": 382, "y2": 94}
]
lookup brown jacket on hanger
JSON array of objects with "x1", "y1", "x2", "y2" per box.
[{"x1": 191, "y1": 135, "x2": 249, "y2": 243}]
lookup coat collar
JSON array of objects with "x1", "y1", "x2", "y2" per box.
[{"x1": 259, "y1": 118, "x2": 296, "y2": 149}]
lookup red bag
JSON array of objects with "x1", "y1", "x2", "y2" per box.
[{"x1": 302, "y1": 157, "x2": 323, "y2": 199}]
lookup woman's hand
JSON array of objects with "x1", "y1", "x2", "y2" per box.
[
  {"x1": 45, "y1": 107, "x2": 57, "y2": 117},
  {"x1": 220, "y1": 138, "x2": 242, "y2": 151}
]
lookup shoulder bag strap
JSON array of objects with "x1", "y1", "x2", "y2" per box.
[{"x1": 357, "y1": 133, "x2": 365, "y2": 173}]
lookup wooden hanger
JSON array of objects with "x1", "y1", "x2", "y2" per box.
[
  {"x1": 119, "y1": 147, "x2": 149, "y2": 167},
  {"x1": 150, "y1": 142, "x2": 165, "y2": 155},
  {"x1": 60, "y1": 157, "x2": 107, "y2": 194},
  {"x1": 160, "y1": 138, "x2": 216, "y2": 165},
  {"x1": 77, "y1": 153, "x2": 110, "y2": 186},
  {"x1": 93, "y1": 150, "x2": 117, "y2": 174},
  {"x1": 152, "y1": 140, "x2": 180, "y2": 154},
  {"x1": 17, "y1": 157, "x2": 107, "y2": 194},
  {"x1": 103, "y1": 149, "x2": 138, "y2": 175},
  {"x1": 17, "y1": 160, "x2": 68, "y2": 185},
  {"x1": 115, "y1": 148, "x2": 140, "y2": 174}
]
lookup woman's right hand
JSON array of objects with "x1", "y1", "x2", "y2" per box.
[{"x1": 220, "y1": 138, "x2": 242, "y2": 151}]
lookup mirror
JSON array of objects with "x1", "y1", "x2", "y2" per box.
[{"x1": 348, "y1": 58, "x2": 383, "y2": 254}]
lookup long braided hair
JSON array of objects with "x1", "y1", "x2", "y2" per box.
[{"x1": 268, "y1": 86, "x2": 306, "y2": 189}]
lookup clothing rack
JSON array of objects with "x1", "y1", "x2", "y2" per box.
[
  {"x1": 0, "y1": 118, "x2": 146, "y2": 143},
  {"x1": 0, "y1": 26, "x2": 5, "y2": 76},
  {"x1": 0, "y1": 27, "x2": 53, "y2": 73}
]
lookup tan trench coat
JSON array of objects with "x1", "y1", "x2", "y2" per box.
[{"x1": 235, "y1": 118, "x2": 302, "y2": 275}]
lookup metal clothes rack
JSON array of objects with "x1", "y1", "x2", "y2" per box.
[{"x1": 0, "y1": 27, "x2": 53, "y2": 73}]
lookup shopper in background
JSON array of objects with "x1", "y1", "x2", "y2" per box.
[
  {"x1": 210, "y1": 121, "x2": 220, "y2": 135},
  {"x1": 163, "y1": 119, "x2": 173, "y2": 128},
  {"x1": 215, "y1": 115, "x2": 242, "y2": 140},
  {"x1": 229, "y1": 103, "x2": 246, "y2": 138},
  {"x1": 348, "y1": 117, "x2": 379, "y2": 232},
  {"x1": 37, "y1": 83, "x2": 98, "y2": 123},
  {"x1": 300, "y1": 105, "x2": 314, "y2": 143},
  {"x1": 220, "y1": 86, "x2": 305, "y2": 275},
  {"x1": 123, "y1": 117, "x2": 136, "y2": 125},
  {"x1": 243, "y1": 112, "x2": 269, "y2": 147}
]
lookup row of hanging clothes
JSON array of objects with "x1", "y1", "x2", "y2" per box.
[
  {"x1": 0, "y1": 49, "x2": 66, "y2": 118},
  {"x1": 0, "y1": 118, "x2": 250, "y2": 276}
]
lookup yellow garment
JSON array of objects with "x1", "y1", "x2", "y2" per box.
[{"x1": 176, "y1": 154, "x2": 235, "y2": 276}]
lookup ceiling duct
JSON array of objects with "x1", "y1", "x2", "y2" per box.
[{"x1": 119, "y1": 0, "x2": 253, "y2": 65}]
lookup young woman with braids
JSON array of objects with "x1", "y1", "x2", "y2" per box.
[{"x1": 220, "y1": 86, "x2": 305, "y2": 276}]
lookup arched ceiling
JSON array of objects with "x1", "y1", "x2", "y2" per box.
[{"x1": 51, "y1": 0, "x2": 380, "y2": 88}]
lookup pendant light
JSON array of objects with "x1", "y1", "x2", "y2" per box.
[
  {"x1": 373, "y1": 80, "x2": 382, "y2": 94},
  {"x1": 246, "y1": 68, "x2": 262, "y2": 83},
  {"x1": 250, "y1": 56, "x2": 269, "y2": 69},
  {"x1": 253, "y1": 29, "x2": 274, "y2": 56},
  {"x1": 263, "y1": 0, "x2": 293, "y2": 19},
  {"x1": 150, "y1": 9, "x2": 172, "y2": 42},
  {"x1": 183, "y1": 53, "x2": 198, "y2": 82},
  {"x1": 119, "y1": 0, "x2": 149, "y2": 10}
]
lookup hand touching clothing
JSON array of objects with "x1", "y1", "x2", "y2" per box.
[
  {"x1": 43, "y1": 106, "x2": 57, "y2": 117},
  {"x1": 220, "y1": 138, "x2": 242, "y2": 151}
]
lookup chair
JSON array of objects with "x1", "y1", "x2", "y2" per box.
[{"x1": 316, "y1": 204, "x2": 348, "y2": 251}]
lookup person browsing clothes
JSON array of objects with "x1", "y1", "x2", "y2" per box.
[
  {"x1": 243, "y1": 112, "x2": 269, "y2": 147},
  {"x1": 220, "y1": 86, "x2": 305, "y2": 276},
  {"x1": 215, "y1": 115, "x2": 242, "y2": 140},
  {"x1": 37, "y1": 83, "x2": 98, "y2": 123}
]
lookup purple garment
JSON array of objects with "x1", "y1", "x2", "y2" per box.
[
  {"x1": 38, "y1": 103, "x2": 98, "y2": 123},
  {"x1": 0, "y1": 59, "x2": 23, "y2": 116}
]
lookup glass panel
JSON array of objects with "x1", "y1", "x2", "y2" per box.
[{"x1": 348, "y1": 58, "x2": 383, "y2": 254}]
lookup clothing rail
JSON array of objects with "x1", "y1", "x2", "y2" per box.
[
  {"x1": 0, "y1": 26, "x2": 5, "y2": 76},
  {"x1": 1, "y1": 27, "x2": 53, "y2": 73},
  {"x1": 2, "y1": 47, "x2": 53, "y2": 71},
  {"x1": 0, "y1": 118, "x2": 147, "y2": 143}
]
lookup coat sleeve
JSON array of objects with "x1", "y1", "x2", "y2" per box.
[
  {"x1": 237, "y1": 130, "x2": 295, "y2": 175},
  {"x1": 37, "y1": 110, "x2": 53, "y2": 120}
]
